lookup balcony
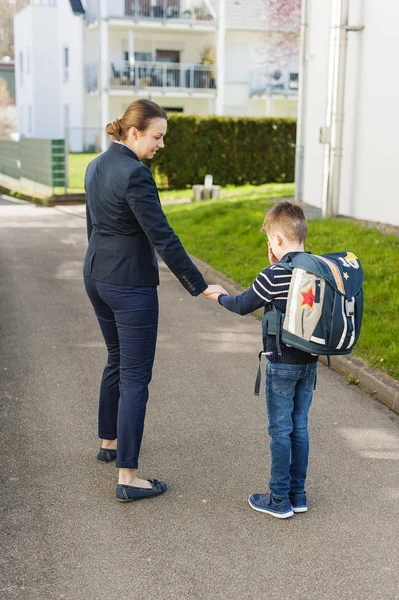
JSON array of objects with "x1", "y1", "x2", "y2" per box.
[
  {"x1": 249, "y1": 69, "x2": 299, "y2": 97},
  {"x1": 86, "y1": 0, "x2": 217, "y2": 26},
  {"x1": 28, "y1": 0, "x2": 56, "y2": 5},
  {"x1": 86, "y1": 61, "x2": 216, "y2": 93}
]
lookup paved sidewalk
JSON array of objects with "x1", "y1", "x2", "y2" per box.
[{"x1": 0, "y1": 201, "x2": 398, "y2": 600}]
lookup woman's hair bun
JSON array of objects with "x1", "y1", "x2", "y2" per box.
[{"x1": 106, "y1": 118, "x2": 123, "y2": 137}]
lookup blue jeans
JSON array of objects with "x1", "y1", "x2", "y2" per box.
[
  {"x1": 84, "y1": 277, "x2": 158, "y2": 469},
  {"x1": 265, "y1": 361, "x2": 317, "y2": 500}
]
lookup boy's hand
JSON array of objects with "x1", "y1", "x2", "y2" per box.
[
  {"x1": 268, "y1": 242, "x2": 279, "y2": 265},
  {"x1": 205, "y1": 292, "x2": 223, "y2": 302},
  {"x1": 202, "y1": 284, "x2": 228, "y2": 299}
]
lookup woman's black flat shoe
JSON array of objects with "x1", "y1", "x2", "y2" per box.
[
  {"x1": 97, "y1": 448, "x2": 117, "y2": 462},
  {"x1": 116, "y1": 479, "x2": 167, "y2": 502}
]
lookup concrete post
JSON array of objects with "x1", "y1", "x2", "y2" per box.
[
  {"x1": 100, "y1": 0, "x2": 109, "y2": 152},
  {"x1": 294, "y1": 0, "x2": 309, "y2": 203},
  {"x1": 215, "y1": 0, "x2": 225, "y2": 115}
]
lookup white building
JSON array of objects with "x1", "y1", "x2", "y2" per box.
[
  {"x1": 14, "y1": 0, "x2": 299, "y2": 152},
  {"x1": 297, "y1": 0, "x2": 399, "y2": 226}
]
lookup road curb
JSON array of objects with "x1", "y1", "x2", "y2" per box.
[{"x1": 191, "y1": 254, "x2": 399, "y2": 415}]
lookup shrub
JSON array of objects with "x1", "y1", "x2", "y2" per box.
[{"x1": 148, "y1": 115, "x2": 296, "y2": 188}]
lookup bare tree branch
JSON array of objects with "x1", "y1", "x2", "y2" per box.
[
  {"x1": 0, "y1": 0, "x2": 29, "y2": 59},
  {"x1": 258, "y1": 0, "x2": 301, "y2": 76},
  {"x1": 0, "y1": 76, "x2": 16, "y2": 137}
]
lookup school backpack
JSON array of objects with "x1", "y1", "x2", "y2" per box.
[{"x1": 254, "y1": 251, "x2": 364, "y2": 395}]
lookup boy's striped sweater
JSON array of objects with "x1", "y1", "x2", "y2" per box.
[{"x1": 218, "y1": 251, "x2": 318, "y2": 365}]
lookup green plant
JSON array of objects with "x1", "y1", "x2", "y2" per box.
[
  {"x1": 199, "y1": 46, "x2": 215, "y2": 65},
  {"x1": 345, "y1": 374, "x2": 360, "y2": 385},
  {"x1": 149, "y1": 115, "x2": 296, "y2": 188}
]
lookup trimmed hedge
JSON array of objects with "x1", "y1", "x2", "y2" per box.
[{"x1": 148, "y1": 115, "x2": 296, "y2": 188}]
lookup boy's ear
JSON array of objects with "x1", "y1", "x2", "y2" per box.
[{"x1": 275, "y1": 232, "x2": 284, "y2": 247}]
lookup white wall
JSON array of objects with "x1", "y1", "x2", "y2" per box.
[
  {"x1": 302, "y1": 0, "x2": 399, "y2": 225},
  {"x1": 340, "y1": 0, "x2": 399, "y2": 224},
  {"x1": 57, "y1": 0, "x2": 85, "y2": 151},
  {"x1": 14, "y1": 4, "x2": 59, "y2": 138},
  {"x1": 301, "y1": 0, "x2": 331, "y2": 210}
]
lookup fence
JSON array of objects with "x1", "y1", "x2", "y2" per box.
[
  {"x1": 86, "y1": 0, "x2": 216, "y2": 24},
  {"x1": 249, "y1": 69, "x2": 299, "y2": 96},
  {"x1": 85, "y1": 62, "x2": 216, "y2": 94},
  {"x1": 0, "y1": 138, "x2": 66, "y2": 191}
]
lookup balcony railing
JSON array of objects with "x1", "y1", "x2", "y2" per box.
[
  {"x1": 249, "y1": 70, "x2": 299, "y2": 96},
  {"x1": 28, "y1": 0, "x2": 56, "y2": 5},
  {"x1": 86, "y1": 61, "x2": 216, "y2": 92},
  {"x1": 111, "y1": 61, "x2": 216, "y2": 90},
  {"x1": 86, "y1": 0, "x2": 216, "y2": 24}
]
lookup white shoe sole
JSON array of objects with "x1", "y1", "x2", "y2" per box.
[
  {"x1": 248, "y1": 498, "x2": 294, "y2": 519},
  {"x1": 292, "y1": 506, "x2": 308, "y2": 513}
]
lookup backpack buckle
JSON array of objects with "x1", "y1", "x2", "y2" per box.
[{"x1": 345, "y1": 297, "x2": 355, "y2": 317}]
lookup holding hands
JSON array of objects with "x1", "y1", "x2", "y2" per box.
[{"x1": 202, "y1": 284, "x2": 228, "y2": 302}]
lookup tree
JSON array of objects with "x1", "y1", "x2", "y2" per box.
[
  {"x1": 0, "y1": 0, "x2": 28, "y2": 59},
  {"x1": 0, "y1": 76, "x2": 16, "y2": 138},
  {"x1": 256, "y1": 0, "x2": 301, "y2": 79}
]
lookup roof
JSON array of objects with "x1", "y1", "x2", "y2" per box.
[
  {"x1": 212, "y1": 0, "x2": 300, "y2": 33},
  {"x1": 69, "y1": 0, "x2": 85, "y2": 15}
]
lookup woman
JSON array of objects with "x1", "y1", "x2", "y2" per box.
[{"x1": 84, "y1": 99, "x2": 224, "y2": 502}]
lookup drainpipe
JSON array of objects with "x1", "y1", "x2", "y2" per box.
[
  {"x1": 294, "y1": 0, "x2": 309, "y2": 203},
  {"x1": 321, "y1": 0, "x2": 364, "y2": 217},
  {"x1": 215, "y1": 0, "x2": 225, "y2": 115},
  {"x1": 128, "y1": 30, "x2": 135, "y2": 81},
  {"x1": 321, "y1": 0, "x2": 348, "y2": 217},
  {"x1": 99, "y1": 0, "x2": 109, "y2": 152}
]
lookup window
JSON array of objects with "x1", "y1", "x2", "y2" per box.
[
  {"x1": 63, "y1": 47, "x2": 69, "y2": 82},
  {"x1": 163, "y1": 107, "x2": 183, "y2": 113},
  {"x1": 155, "y1": 50, "x2": 180, "y2": 63},
  {"x1": 123, "y1": 51, "x2": 152, "y2": 63},
  {"x1": 289, "y1": 72, "x2": 299, "y2": 90},
  {"x1": 19, "y1": 52, "x2": 23, "y2": 85}
]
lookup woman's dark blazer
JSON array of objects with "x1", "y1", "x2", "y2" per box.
[{"x1": 83, "y1": 142, "x2": 207, "y2": 296}]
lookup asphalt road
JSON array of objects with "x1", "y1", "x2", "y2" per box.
[{"x1": 0, "y1": 200, "x2": 398, "y2": 600}]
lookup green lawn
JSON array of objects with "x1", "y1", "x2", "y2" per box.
[
  {"x1": 163, "y1": 193, "x2": 399, "y2": 381},
  {"x1": 67, "y1": 153, "x2": 99, "y2": 192}
]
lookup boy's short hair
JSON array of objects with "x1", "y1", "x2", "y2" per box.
[{"x1": 261, "y1": 201, "x2": 308, "y2": 243}]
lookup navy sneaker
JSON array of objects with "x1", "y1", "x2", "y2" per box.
[
  {"x1": 96, "y1": 448, "x2": 117, "y2": 463},
  {"x1": 248, "y1": 493, "x2": 294, "y2": 519},
  {"x1": 289, "y1": 492, "x2": 308, "y2": 513}
]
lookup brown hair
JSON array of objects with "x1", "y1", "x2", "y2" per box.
[
  {"x1": 261, "y1": 201, "x2": 308, "y2": 243},
  {"x1": 106, "y1": 99, "x2": 168, "y2": 141}
]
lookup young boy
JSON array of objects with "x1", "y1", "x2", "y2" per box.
[{"x1": 207, "y1": 202, "x2": 318, "y2": 519}]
